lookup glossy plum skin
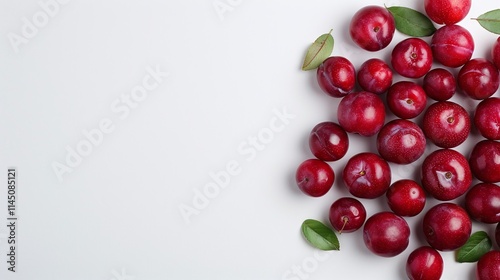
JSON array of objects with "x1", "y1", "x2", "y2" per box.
[
  {"x1": 363, "y1": 212, "x2": 410, "y2": 257},
  {"x1": 386, "y1": 179, "x2": 426, "y2": 217},
  {"x1": 431, "y1": 25, "x2": 474, "y2": 68},
  {"x1": 424, "y1": 0, "x2": 471, "y2": 25},
  {"x1": 349, "y1": 6, "x2": 395, "y2": 51},
  {"x1": 343, "y1": 152, "x2": 391, "y2": 199},
  {"x1": 423, "y1": 68, "x2": 456, "y2": 101},
  {"x1": 337, "y1": 91, "x2": 386, "y2": 137},
  {"x1": 458, "y1": 58, "x2": 500, "y2": 100},
  {"x1": 474, "y1": 98, "x2": 500, "y2": 140},
  {"x1": 492, "y1": 37, "x2": 500, "y2": 70},
  {"x1": 329, "y1": 197, "x2": 366, "y2": 233},
  {"x1": 496, "y1": 223, "x2": 500, "y2": 247},
  {"x1": 476, "y1": 251, "x2": 500, "y2": 280},
  {"x1": 376, "y1": 119, "x2": 426, "y2": 164},
  {"x1": 406, "y1": 246, "x2": 444, "y2": 280},
  {"x1": 465, "y1": 183, "x2": 500, "y2": 224},
  {"x1": 421, "y1": 149, "x2": 472, "y2": 201},
  {"x1": 469, "y1": 140, "x2": 500, "y2": 183},
  {"x1": 386, "y1": 81, "x2": 427, "y2": 119},
  {"x1": 309, "y1": 122, "x2": 349, "y2": 161},
  {"x1": 295, "y1": 159, "x2": 334, "y2": 197},
  {"x1": 391, "y1": 38, "x2": 433, "y2": 78},
  {"x1": 423, "y1": 203, "x2": 472, "y2": 251},
  {"x1": 422, "y1": 101, "x2": 471, "y2": 148},
  {"x1": 317, "y1": 56, "x2": 356, "y2": 98},
  {"x1": 357, "y1": 58, "x2": 393, "y2": 94}
]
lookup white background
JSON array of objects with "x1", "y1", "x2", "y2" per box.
[{"x1": 0, "y1": 0, "x2": 499, "y2": 279}]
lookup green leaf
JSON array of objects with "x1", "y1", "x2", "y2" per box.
[
  {"x1": 475, "y1": 9, "x2": 500, "y2": 34},
  {"x1": 456, "y1": 231, "x2": 492, "y2": 263},
  {"x1": 387, "y1": 6, "x2": 436, "y2": 37},
  {"x1": 301, "y1": 219, "x2": 340, "y2": 250},
  {"x1": 301, "y1": 30, "x2": 334, "y2": 71}
]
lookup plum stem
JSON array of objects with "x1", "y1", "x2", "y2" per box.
[{"x1": 339, "y1": 216, "x2": 348, "y2": 234}]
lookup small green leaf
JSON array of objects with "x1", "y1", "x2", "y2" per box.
[
  {"x1": 387, "y1": 6, "x2": 436, "y2": 37},
  {"x1": 475, "y1": 9, "x2": 500, "y2": 34},
  {"x1": 301, "y1": 219, "x2": 339, "y2": 250},
  {"x1": 301, "y1": 30, "x2": 334, "y2": 71},
  {"x1": 456, "y1": 231, "x2": 492, "y2": 263}
]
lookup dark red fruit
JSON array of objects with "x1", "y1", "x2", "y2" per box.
[
  {"x1": 465, "y1": 183, "x2": 500, "y2": 224},
  {"x1": 386, "y1": 179, "x2": 426, "y2": 217},
  {"x1": 476, "y1": 251, "x2": 500, "y2": 280},
  {"x1": 421, "y1": 149, "x2": 472, "y2": 201},
  {"x1": 492, "y1": 36, "x2": 500, "y2": 70},
  {"x1": 386, "y1": 81, "x2": 427, "y2": 119},
  {"x1": 423, "y1": 68, "x2": 456, "y2": 101},
  {"x1": 431, "y1": 24, "x2": 474, "y2": 68},
  {"x1": 317, "y1": 56, "x2": 356, "y2": 98},
  {"x1": 363, "y1": 212, "x2": 410, "y2": 257},
  {"x1": 406, "y1": 246, "x2": 444, "y2": 280},
  {"x1": 357, "y1": 58, "x2": 393, "y2": 94},
  {"x1": 295, "y1": 159, "x2": 334, "y2": 197},
  {"x1": 458, "y1": 58, "x2": 500, "y2": 100},
  {"x1": 423, "y1": 203, "x2": 472, "y2": 251},
  {"x1": 343, "y1": 152, "x2": 391, "y2": 199},
  {"x1": 469, "y1": 140, "x2": 500, "y2": 183},
  {"x1": 391, "y1": 38, "x2": 433, "y2": 78},
  {"x1": 422, "y1": 101, "x2": 471, "y2": 148},
  {"x1": 376, "y1": 119, "x2": 426, "y2": 164},
  {"x1": 337, "y1": 91, "x2": 386, "y2": 137},
  {"x1": 424, "y1": 0, "x2": 471, "y2": 25},
  {"x1": 309, "y1": 122, "x2": 349, "y2": 161},
  {"x1": 349, "y1": 6, "x2": 395, "y2": 51},
  {"x1": 329, "y1": 197, "x2": 366, "y2": 233},
  {"x1": 474, "y1": 97, "x2": 500, "y2": 140}
]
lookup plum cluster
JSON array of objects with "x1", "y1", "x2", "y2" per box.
[{"x1": 295, "y1": 0, "x2": 500, "y2": 279}]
